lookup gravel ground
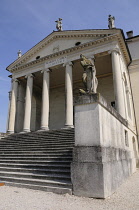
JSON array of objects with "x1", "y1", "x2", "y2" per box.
[{"x1": 0, "y1": 170, "x2": 139, "y2": 210}]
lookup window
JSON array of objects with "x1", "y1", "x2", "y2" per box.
[{"x1": 125, "y1": 130, "x2": 129, "y2": 147}]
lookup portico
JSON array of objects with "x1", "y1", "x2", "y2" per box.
[{"x1": 6, "y1": 29, "x2": 133, "y2": 134}]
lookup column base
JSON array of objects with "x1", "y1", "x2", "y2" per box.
[
  {"x1": 7, "y1": 130, "x2": 14, "y2": 135},
  {"x1": 22, "y1": 129, "x2": 30, "y2": 133},
  {"x1": 63, "y1": 125, "x2": 74, "y2": 129},
  {"x1": 39, "y1": 126, "x2": 49, "y2": 131}
]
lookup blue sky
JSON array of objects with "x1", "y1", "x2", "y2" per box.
[{"x1": 0, "y1": 0, "x2": 139, "y2": 132}]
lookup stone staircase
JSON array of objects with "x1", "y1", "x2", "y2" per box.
[{"x1": 0, "y1": 128, "x2": 74, "y2": 194}]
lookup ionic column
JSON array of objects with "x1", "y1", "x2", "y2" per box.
[
  {"x1": 110, "y1": 49, "x2": 125, "y2": 118},
  {"x1": 23, "y1": 74, "x2": 33, "y2": 132},
  {"x1": 64, "y1": 61, "x2": 74, "y2": 128},
  {"x1": 7, "y1": 79, "x2": 19, "y2": 134},
  {"x1": 40, "y1": 69, "x2": 50, "y2": 130}
]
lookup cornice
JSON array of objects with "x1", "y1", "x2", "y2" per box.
[{"x1": 8, "y1": 32, "x2": 130, "y2": 73}]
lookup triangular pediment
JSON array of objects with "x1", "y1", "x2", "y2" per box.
[{"x1": 6, "y1": 29, "x2": 125, "y2": 71}]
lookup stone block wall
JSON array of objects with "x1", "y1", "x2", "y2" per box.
[{"x1": 71, "y1": 94, "x2": 138, "y2": 198}]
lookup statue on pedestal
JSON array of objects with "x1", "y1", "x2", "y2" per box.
[
  {"x1": 108, "y1": 15, "x2": 115, "y2": 29},
  {"x1": 55, "y1": 18, "x2": 63, "y2": 31},
  {"x1": 17, "y1": 50, "x2": 22, "y2": 58},
  {"x1": 80, "y1": 54, "x2": 98, "y2": 94}
]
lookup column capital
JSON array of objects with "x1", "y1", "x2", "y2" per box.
[
  {"x1": 12, "y1": 78, "x2": 19, "y2": 83},
  {"x1": 108, "y1": 48, "x2": 121, "y2": 55},
  {"x1": 63, "y1": 61, "x2": 73, "y2": 68},
  {"x1": 41, "y1": 68, "x2": 51, "y2": 74},
  {"x1": 25, "y1": 73, "x2": 34, "y2": 79}
]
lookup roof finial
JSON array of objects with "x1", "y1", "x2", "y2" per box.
[
  {"x1": 55, "y1": 18, "x2": 63, "y2": 31},
  {"x1": 108, "y1": 15, "x2": 115, "y2": 29},
  {"x1": 17, "y1": 50, "x2": 22, "y2": 58}
]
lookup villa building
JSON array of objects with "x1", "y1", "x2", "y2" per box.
[{"x1": 1, "y1": 18, "x2": 139, "y2": 198}]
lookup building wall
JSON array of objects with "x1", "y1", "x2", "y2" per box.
[
  {"x1": 129, "y1": 68, "x2": 139, "y2": 133},
  {"x1": 127, "y1": 38, "x2": 139, "y2": 135},
  {"x1": 15, "y1": 82, "x2": 26, "y2": 133},
  {"x1": 49, "y1": 86, "x2": 65, "y2": 130},
  {"x1": 127, "y1": 38, "x2": 139, "y2": 60},
  {"x1": 49, "y1": 75, "x2": 115, "y2": 130},
  {"x1": 97, "y1": 75, "x2": 114, "y2": 106},
  {"x1": 72, "y1": 94, "x2": 137, "y2": 198}
]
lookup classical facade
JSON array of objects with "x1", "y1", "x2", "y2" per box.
[
  {"x1": 5, "y1": 23, "x2": 139, "y2": 198},
  {"x1": 6, "y1": 29, "x2": 136, "y2": 132}
]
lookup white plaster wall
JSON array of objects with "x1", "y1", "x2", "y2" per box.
[
  {"x1": 74, "y1": 76, "x2": 114, "y2": 106},
  {"x1": 30, "y1": 87, "x2": 42, "y2": 131},
  {"x1": 75, "y1": 101, "x2": 138, "y2": 156},
  {"x1": 120, "y1": 54, "x2": 135, "y2": 126},
  {"x1": 15, "y1": 82, "x2": 25, "y2": 133},
  {"x1": 30, "y1": 96, "x2": 37, "y2": 131},
  {"x1": 127, "y1": 39, "x2": 139, "y2": 60},
  {"x1": 129, "y1": 68, "x2": 139, "y2": 133},
  {"x1": 99, "y1": 103, "x2": 138, "y2": 171},
  {"x1": 127, "y1": 38, "x2": 139, "y2": 135},
  {"x1": 75, "y1": 103, "x2": 101, "y2": 146},
  {"x1": 49, "y1": 86, "x2": 65, "y2": 130},
  {"x1": 99, "y1": 105, "x2": 131, "y2": 149},
  {"x1": 97, "y1": 76, "x2": 114, "y2": 106}
]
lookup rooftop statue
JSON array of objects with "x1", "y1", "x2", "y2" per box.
[
  {"x1": 80, "y1": 54, "x2": 98, "y2": 94},
  {"x1": 17, "y1": 50, "x2": 22, "y2": 58},
  {"x1": 55, "y1": 18, "x2": 63, "y2": 31},
  {"x1": 108, "y1": 15, "x2": 115, "y2": 29}
]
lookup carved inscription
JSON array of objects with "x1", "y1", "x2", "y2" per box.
[{"x1": 45, "y1": 56, "x2": 67, "y2": 68}]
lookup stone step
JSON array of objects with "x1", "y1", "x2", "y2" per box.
[
  {"x1": 0, "y1": 149, "x2": 72, "y2": 154},
  {"x1": 2, "y1": 136, "x2": 74, "y2": 141},
  {"x1": 0, "y1": 171, "x2": 71, "y2": 182},
  {"x1": 0, "y1": 144, "x2": 74, "y2": 149},
  {"x1": 4, "y1": 137, "x2": 74, "y2": 142},
  {"x1": 0, "y1": 145, "x2": 73, "y2": 152},
  {"x1": 0, "y1": 147, "x2": 73, "y2": 152},
  {"x1": 2, "y1": 138, "x2": 74, "y2": 143},
  {"x1": 0, "y1": 163, "x2": 70, "y2": 170},
  {"x1": 0, "y1": 167, "x2": 70, "y2": 175},
  {"x1": 0, "y1": 160, "x2": 71, "y2": 165},
  {"x1": 0, "y1": 128, "x2": 74, "y2": 194},
  {"x1": 0, "y1": 176, "x2": 72, "y2": 188},
  {"x1": 6, "y1": 131, "x2": 74, "y2": 140},
  {"x1": 0, "y1": 141, "x2": 74, "y2": 146},
  {"x1": 0, "y1": 156, "x2": 72, "y2": 161},
  {"x1": 4, "y1": 182, "x2": 72, "y2": 194},
  {"x1": 0, "y1": 153, "x2": 72, "y2": 157}
]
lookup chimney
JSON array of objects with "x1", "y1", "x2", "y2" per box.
[{"x1": 126, "y1": 31, "x2": 133, "y2": 38}]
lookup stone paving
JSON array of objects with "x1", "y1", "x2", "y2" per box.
[{"x1": 0, "y1": 169, "x2": 139, "y2": 210}]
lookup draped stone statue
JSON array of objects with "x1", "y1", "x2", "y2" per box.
[
  {"x1": 108, "y1": 15, "x2": 115, "y2": 29},
  {"x1": 55, "y1": 18, "x2": 63, "y2": 31},
  {"x1": 80, "y1": 54, "x2": 98, "y2": 94}
]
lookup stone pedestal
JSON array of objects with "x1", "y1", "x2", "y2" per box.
[{"x1": 71, "y1": 94, "x2": 136, "y2": 198}]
